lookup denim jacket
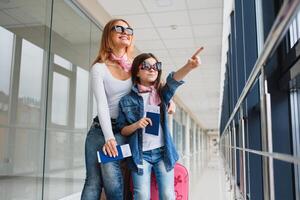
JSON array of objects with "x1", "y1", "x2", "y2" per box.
[{"x1": 117, "y1": 72, "x2": 184, "y2": 175}]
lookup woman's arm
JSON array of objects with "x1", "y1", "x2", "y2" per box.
[{"x1": 91, "y1": 64, "x2": 118, "y2": 157}]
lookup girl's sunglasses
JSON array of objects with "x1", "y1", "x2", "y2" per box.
[
  {"x1": 111, "y1": 25, "x2": 134, "y2": 36},
  {"x1": 140, "y1": 61, "x2": 162, "y2": 71}
]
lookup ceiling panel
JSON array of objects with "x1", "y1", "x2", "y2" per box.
[
  {"x1": 164, "y1": 38, "x2": 195, "y2": 49},
  {"x1": 169, "y1": 48, "x2": 195, "y2": 57},
  {"x1": 149, "y1": 11, "x2": 190, "y2": 27},
  {"x1": 196, "y1": 36, "x2": 222, "y2": 46},
  {"x1": 114, "y1": 14, "x2": 153, "y2": 29},
  {"x1": 186, "y1": 0, "x2": 222, "y2": 9},
  {"x1": 193, "y1": 24, "x2": 222, "y2": 37},
  {"x1": 134, "y1": 28, "x2": 160, "y2": 40},
  {"x1": 189, "y1": 8, "x2": 223, "y2": 25},
  {"x1": 135, "y1": 39, "x2": 165, "y2": 50},
  {"x1": 142, "y1": 0, "x2": 187, "y2": 12},
  {"x1": 157, "y1": 26, "x2": 193, "y2": 39},
  {"x1": 150, "y1": 49, "x2": 170, "y2": 58},
  {"x1": 97, "y1": 0, "x2": 144, "y2": 15}
]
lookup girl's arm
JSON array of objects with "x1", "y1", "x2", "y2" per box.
[
  {"x1": 160, "y1": 47, "x2": 203, "y2": 104},
  {"x1": 121, "y1": 117, "x2": 152, "y2": 136},
  {"x1": 173, "y1": 47, "x2": 203, "y2": 81}
]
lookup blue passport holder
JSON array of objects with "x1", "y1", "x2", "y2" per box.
[
  {"x1": 97, "y1": 144, "x2": 132, "y2": 164},
  {"x1": 145, "y1": 111, "x2": 160, "y2": 136}
]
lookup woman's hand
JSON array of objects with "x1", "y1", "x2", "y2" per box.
[
  {"x1": 102, "y1": 138, "x2": 118, "y2": 157},
  {"x1": 135, "y1": 117, "x2": 152, "y2": 129}
]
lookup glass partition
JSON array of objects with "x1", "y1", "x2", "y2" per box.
[
  {"x1": 0, "y1": 0, "x2": 101, "y2": 199},
  {"x1": 0, "y1": 0, "x2": 52, "y2": 199}
]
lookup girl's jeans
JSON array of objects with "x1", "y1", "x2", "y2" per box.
[
  {"x1": 131, "y1": 147, "x2": 175, "y2": 200},
  {"x1": 81, "y1": 121, "x2": 125, "y2": 200}
]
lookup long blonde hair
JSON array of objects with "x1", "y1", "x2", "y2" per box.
[{"x1": 92, "y1": 19, "x2": 134, "y2": 65}]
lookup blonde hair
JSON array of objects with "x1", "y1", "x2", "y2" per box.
[{"x1": 92, "y1": 19, "x2": 134, "y2": 65}]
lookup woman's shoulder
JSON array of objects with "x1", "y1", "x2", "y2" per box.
[{"x1": 90, "y1": 62, "x2": 107, "y2": 75}]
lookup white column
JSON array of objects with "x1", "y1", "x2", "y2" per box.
[{"x1": 184, "y1": 115, "x2": 190, "y2": 170}]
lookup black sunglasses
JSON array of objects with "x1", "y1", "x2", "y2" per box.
[
  {"x1": 140, "y1": 61, "x2": 162, "y2": 71},
  {"x1": 111, "y1": 25, "x2": 134, "y2": 36}
]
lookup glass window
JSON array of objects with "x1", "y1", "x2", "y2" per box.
[
  {"x1": 0, "y1": 27, "x2": 13, "y2": 95},
  {"x1": 51, "y1": 73, "x2": 70, "y2": 126},
  {"x1": 190, "y1": 119, "x2": 195, "y2": 154},
  {"x1": 54, "y1": 54, "x2": 72, "y2": 70},
  {"x1": 0, "y1": 128, "x2": 8, "y2": 175},
  {"x1": 17, "y1": 39, "x2": 44, "y2": 126},
  {"x1": 75, "y1": 67, "x2": 89, "y2": 128},
  {"x1": 196, "y1": 127, "x2": 200, "y2": 152},
  {"x1": 13, "y1": 129, "x2": 44, "y2": 175},
  {"x1": 289, "y1": 11, "x2": 300, "y2": 48},
  {"x1": 0, "y1": 27, "x2": 13, "y2": 125},
  {"x1": 290, "y1": 77, "x2": 300, "y2": 199},
  {"x1": 43, "y1": 0, "x2": 102, "y2": 198}
]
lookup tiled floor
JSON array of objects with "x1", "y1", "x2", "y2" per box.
[{"x1": 189, "y1": 152, "x2": 232, "y2": 200}]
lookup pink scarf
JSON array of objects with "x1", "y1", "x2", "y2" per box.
[
  {"x1": 138, "y1": 84, "x2": 161, "y2": 105},
  {"x1": 110, "y1": 53, "x2": 132, "y2": 72}
]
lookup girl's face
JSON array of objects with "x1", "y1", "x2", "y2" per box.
[
  {"x1": 110, "y1": 21, "x2": 133, "y2": 49},
  {"x1": 137, "y1": 57, "x2": 160, "y2": 86}
]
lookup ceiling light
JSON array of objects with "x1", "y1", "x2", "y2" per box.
[
  {"x1": 170, "y1": 24, "x2": 177, "y2": 30},
  {"x1": 155, "y1": 0, "x2": 172, "y2": 7}
]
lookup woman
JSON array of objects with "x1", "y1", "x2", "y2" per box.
[{"x1": 81, "y1": 18, "x2": 134, "y2": 200}]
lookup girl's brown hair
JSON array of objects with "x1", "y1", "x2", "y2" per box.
[
  {"x1": 131, "y1": 53, "x2": 163, "y2": 90},
  {"x1": 92, "y1": 19, "x2": 134, "y2": 65}
]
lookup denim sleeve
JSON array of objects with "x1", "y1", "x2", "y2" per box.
[
  {"x1": 116, "y1": 101, "x2": 129, "y2": 133},
  {"x1": 161, "y1": 72, "x2": 185, "y2": 104}
]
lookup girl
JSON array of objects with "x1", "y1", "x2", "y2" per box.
[{"x1": 117, "y1": 48, "x2": 203, "y2": 199}]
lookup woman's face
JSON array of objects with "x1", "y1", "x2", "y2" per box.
[
  {"x1": 137, "y1": 57, "x2": 159, "y2": 86},
  {"x1": 110, "y1": 21, "x2": 133, "y2": 49}
]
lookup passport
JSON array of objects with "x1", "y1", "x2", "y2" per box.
[
  {"x1": 97, "y1": 144, "x2": 132, "y2": 164},
  {"x1": 145, "y1": 111, "x2": 160, "y2": 136}
]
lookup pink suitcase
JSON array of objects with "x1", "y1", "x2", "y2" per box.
[{"x1": 130, "y1": 163, "x2": 189, "y2": 200}]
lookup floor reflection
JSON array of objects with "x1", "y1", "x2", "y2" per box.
[{"x1": 0, "y1": 150, "x2": 233, "y2": 200}]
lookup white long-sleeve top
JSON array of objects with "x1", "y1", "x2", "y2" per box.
[{"x1": 91, "y1": 63, "x2": 132, "y2": 141}]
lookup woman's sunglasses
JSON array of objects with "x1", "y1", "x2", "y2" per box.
[
  {"x1": 111, "y1": 25, "x2": 134, "y2": 36},
  {"x1": 140, "y1": 61, "x2": 162, "y2": 71}
]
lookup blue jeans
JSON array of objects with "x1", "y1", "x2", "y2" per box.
[
  {"x1": 81, "y1": 121, "x2": 125, "y2": 200},
  {"x1": 132, "y1": 147, "x2": 175, "y2": 200}
]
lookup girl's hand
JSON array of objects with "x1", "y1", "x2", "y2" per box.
[
  {"x1": 186, "y1": 47, "x2": 203, "y2": 69},
  {"x1": 102, "y1": 138, "x2": 118, "y2": 157},
  {"x1": 135, "y1": 117, "x2": 152, "y2": 129},
  {"x1": 168, "y1": 100, "x2": 176, "y2": 114}
]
